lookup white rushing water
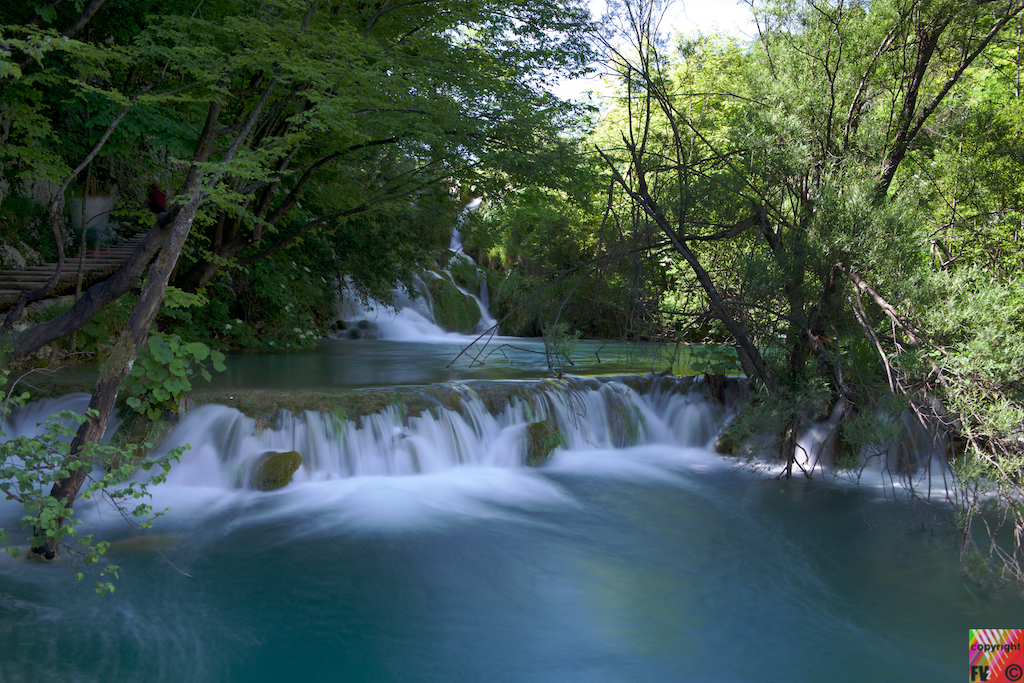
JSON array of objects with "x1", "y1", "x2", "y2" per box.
[
  {"x1": 1, "y1": 392, "x2": 120, "y2": 442},
  {"x1": 156, "y1": 378, "x2": 720, "y2": 489},
  {"x1": 0, "y1": 375, "x2": 1003, "y2": 683},
  {"x1": 0, "y1": 378, "x2": 949, "y2": 499},
  {"x1": 333, "y1": 198, "x2": 496, "y2": 342}
]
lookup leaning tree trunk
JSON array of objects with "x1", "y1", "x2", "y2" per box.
[
  {"x1": 31, "y1": 83, "x2": 274, "y2": 558},
  {"x1": 33, "y1": 198, "x2": 200, "y2": 560}
]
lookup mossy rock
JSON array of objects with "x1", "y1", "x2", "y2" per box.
[
  {"x1": 428, "y1": 277, "x2": 480, "y2": 334},
  {"x1": 605, "y1": 393, "x2": 646, "y2": 447},
  {"x1": 467, "y1": 381, "x2": 542, "y2": 415},
  {"x1": 715, "y1": 424, "x2": 738, "y2": 455},
  {"x1": 109, "y1": 411, "x2": 174, "y2": 458},
  {"x1": 448, "y1": 257, "x2": 483, "y2": 296},
  {"x1": 251, "y1": 450, "x2": 303, "y2": 491},
  {"x1": 526, "y1": 419, "x2": 565, "y2": 467}
]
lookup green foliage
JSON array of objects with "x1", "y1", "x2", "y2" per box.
[
  {"x1": 725, "y1": 376, "x2": 833, "y2": 460},
  {"x1": 489, "y1": 269, "x2": 546, "y2": 336},
  {"x1": 161, "y1": 237, "x2": 339, "y2": 351},
  {"x1": 428, "y1": 277, "x2": 481, "y2": 335},
  {"x1": 542, "y1": 322, "x2": 580, "y2": 375},
  {"x1": 0, "y1": 26, "x2": 76, "y2": 80},
  {"x1": 0, "y1": 371, "x2": 185, "y2": 594},
  {"x1": 1, "y1": 0, "x2": 597, "y2": 342},
  {"x1": 122, "y1": 334, "x2": 225, "y2": 420},
  {"x1": 919, "y1": 268, "x2": 1024, "y2": 441},
  {"x1": 0, "y1": 194, "x2": 54, "y2": 261},
  {"x1": 463, "y1": 180, "x2": 635, "y2": 338},
  {"x1": 838, "y1": 393, "x2": 905, "y2": 454},
  {"x1": 526, "y1": 419, "x2": 565, "y2": 466},
  {"x1": 447, "y1": 257, "x2": 484, "y2": 298},
  {"x1": 78, "y1": 298, "x2": 133, "y2": 359}
]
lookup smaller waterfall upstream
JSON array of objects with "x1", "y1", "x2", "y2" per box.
[{"x1": 333, "y1": 199, "x2": 496, "y2": 341}]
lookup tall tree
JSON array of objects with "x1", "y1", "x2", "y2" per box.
[
  {"x1": 596, "y1": 0, "x2": 1024, "y2": 463},
  {"x1": 593, "y1": 0, "x2": 1024, "y2": 584}
]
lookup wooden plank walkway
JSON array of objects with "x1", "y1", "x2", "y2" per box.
[{"x1": 0, "y1": 232, "x2": 148, "y2": 311}]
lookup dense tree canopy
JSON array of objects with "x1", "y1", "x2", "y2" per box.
[
  {"x1": 558, "y1": 0, "x2": 1023, "y2": 586},
  {"x1": 1, "y1": 0, "x2": 595, "y2": 350}
]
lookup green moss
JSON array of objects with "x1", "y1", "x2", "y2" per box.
[
  {"x1": 715, "y1": 424, "x2": 738, "y2": 455},
  {"x1": 109, "y1": 411, "x2": 174, "y2": 455},
  {"x1": 526, "y1": 419, "x2": 564, "y2": 466},
  {"x1": 448, "y1": 258, "x2": 483, "y2": 296},
  {"x1": 251, "y1": 450, "x2": 303, "y2": 491},
  {"x1": 428, "y1": 277, "x2": 480, "y2": 334},
  {"x1": 606, "y1": 394, "x2": 645, "y2": 447}
]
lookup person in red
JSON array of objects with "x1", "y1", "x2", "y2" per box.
[{"x1": 147, "y1": 183, "x2": 167, "y2": 215}]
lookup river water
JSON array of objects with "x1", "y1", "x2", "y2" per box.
[{"x1": 0, "y1": 339, "x2": 1019, "y2": 682}]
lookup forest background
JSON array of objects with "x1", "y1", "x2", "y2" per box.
[{"x1": 0, "y1": 0, "x2": 1022, "y2": 589}]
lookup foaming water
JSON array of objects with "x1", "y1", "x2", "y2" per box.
[
  {"x1": 1, "y1": 376, "x2": 1020, "y2": 683},
  {"x1": 335, "y1": 199, "x2": 495, "y2": 342},
  {"x1": 156, "y1": 377, "x2": 722, "y2": 492},
  {"x1": 334, "y1": 277, "x2": 495, "y2": 343},
  {"x1": 1, "y1": 392, "x2": 120, "y2": 441}
]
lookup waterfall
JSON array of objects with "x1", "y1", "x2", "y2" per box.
[
  {"x1": 789, "y1": 397, "x2": 950, "y2": 482},
  {"x1": 0, "y1": 378, "x2": 949, "y2": 494},
  {"x1": 332, "y1": 199, "x2": 496, "y2": 341},
  {"x1": 152, "y1": 377, "x2": 720, "y2": 489},
  {"x1": 1, "y1": 393, "x2": 120, "y2": 442}
]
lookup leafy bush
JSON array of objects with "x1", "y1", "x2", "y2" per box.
[
  {"x1": 0, "y1": 371, "x2": 185, "y2": 594},
  {"x1": 122, "y1": 334, "x2": 225, "y2": 420}
]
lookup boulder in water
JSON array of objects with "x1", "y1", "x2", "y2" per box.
[
  {"x1": 342, "y1": 320, "x2": 380, "y2": 340},
  {"x1": 526, "y1": 419, "x2": 564, "y2": 467},
  {"x1": 714, "y1": 425, "x2": 738, "y2": 455},
  {"x1": 251, "y1": 450, "x2": 303, "y2": 490}
]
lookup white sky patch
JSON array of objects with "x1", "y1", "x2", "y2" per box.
[{"x1": 553, "y1": 0, "x2": 757, "y2": 102}]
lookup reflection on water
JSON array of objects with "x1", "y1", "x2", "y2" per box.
[
  {"x1": 211, "y1": 339, "x2": 683, "y2": 390},
  {"x1": 51, "y1": 339, "x2": 684, "y2": 391}
]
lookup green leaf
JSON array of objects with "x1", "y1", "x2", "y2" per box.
[{"x1": 184, "y1": 342, "x2": 210, "y2": 361}]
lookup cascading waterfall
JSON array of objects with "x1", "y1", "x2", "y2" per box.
[
  {"x1": 791, "y1": 397, "x2": 950, "y2": 483},
  {"x1": 156, "y1": 377, "x2": 721, "y2": 489},
  {"x1": 0, "y1": 373, "x2": 1001, "y2": 683},
  {"x1": 0, "y1": 378, "x2": 950, "y2": 493},
  {"x1": 332, "y1": 198, "x2": 496, "y2": 341}
]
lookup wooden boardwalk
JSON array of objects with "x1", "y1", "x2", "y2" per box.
[{"x1": 0, "y1": 232, "x2": 148, "y2": 310}]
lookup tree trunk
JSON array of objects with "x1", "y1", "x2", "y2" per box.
[{"x1": 33, "y1": 200, "x2": 199, "y2": 559}]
